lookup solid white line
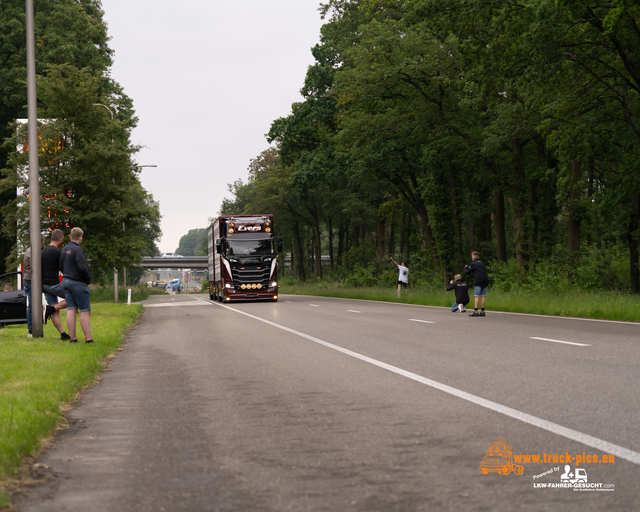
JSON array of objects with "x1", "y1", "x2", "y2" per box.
[
  {"x1": 347, "y1": 310, "x2": 361, "y2": 313},
  {"x1": 530, "y1": 337, "x2": 591, "y2": 347},
  {"x1": 212, "y1": 300, "x2": 640, "y2": 467},
  {"x1": 409, "y1": 319, "x2": 435, "y2": 324},
  {"x1": 144, "y1": 302, "x2": 211, "y2": 308}
]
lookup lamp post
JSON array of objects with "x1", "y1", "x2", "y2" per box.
[
  {"x1": 93, "y1": 104, "x2": 121, "y2": 303},
  {"x1": 26, "y1": 0, "x2": 43, "y2": 337}
]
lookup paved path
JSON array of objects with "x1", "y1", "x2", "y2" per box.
[{"x1": 14, "y1": 294, "x2": 640, "y2": 511}]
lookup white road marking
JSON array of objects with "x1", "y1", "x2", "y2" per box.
[
  {"x1": 409, "y1": 319, "x2": 435, "y2": 324},
  {"x1": 212, "y1": 300, "x2": 640, "y2": 467},
  {"x1": 285, "y1": 293, "x2": 640, "y2": 326},
  {"x1": 347, "y1": 310, "x2": 361, "y2": 313},
  {"x1": 530, "y1": 337, "x2": 590, "y2": 347},
  {"x1": 144, "y1": 301, "x2": 210, "y2": 308},
  {"x1": 309, "y1": 304, "x2": 319, "y2": 307}
]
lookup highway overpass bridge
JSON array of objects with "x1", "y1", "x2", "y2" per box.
[{"x1": 141, "y1": 257, "x2": 208, "y2": 270}]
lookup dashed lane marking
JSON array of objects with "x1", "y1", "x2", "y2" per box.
[
  {"x1": 409, "y1": 319, "x2": 435, "y2": 324},
  {"x1": 530, "y1": 337, "x2": 590, "y2": 347}
]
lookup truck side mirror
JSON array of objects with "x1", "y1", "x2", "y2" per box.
[
  {"x1": 277, "y1": 236, "x2": 283, "y2": 253},
  {"x1": 215, "y1": 239, "x2": 223, "y2": 254}
]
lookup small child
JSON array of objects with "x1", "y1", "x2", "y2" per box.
[{"x1": 446, "y1": 274, "x2": 469, "y2": 313}]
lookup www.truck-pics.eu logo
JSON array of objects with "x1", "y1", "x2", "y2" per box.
[{"x1": 479, "y1": 438, "x2": 616, "y2": 477}]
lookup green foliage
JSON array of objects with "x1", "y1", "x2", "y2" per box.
[
  {"x1": 0, "y1": 0, "x2": 120, "y2": 274},
  {"x1": 176, "y1": 228, "x2": 207, "y2": 256},
  {"x1": 219, "y1": 0, "x2": 640, "y2": 293},
  {"x1": 0, "y1": 64, "x2": 161, "y2": 280}
]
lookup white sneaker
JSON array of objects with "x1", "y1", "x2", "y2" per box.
[
  {"x1": 27, "y1": 333, "x2": 33, "y2": 338},
  {"x1": 460, "y1": 306, "x2": 466, "y2": 313}
]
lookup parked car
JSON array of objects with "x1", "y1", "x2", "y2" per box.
[
  {"x1": 0, "y1": 272, "x2": 27, "y2": 326},
  {"x1": 161, "y1": 252, "x2": 184, "y2": 258}
]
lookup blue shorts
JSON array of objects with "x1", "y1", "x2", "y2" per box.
[
  {"x1": 63, "y1": 278, "x2": 91, "y2": 312},
  {"x1": 43, "y1": 283, "x2": 66, "y2": 305},
  {"x1": 474, "y1": 286, "x2": 487, "y2": 297}
]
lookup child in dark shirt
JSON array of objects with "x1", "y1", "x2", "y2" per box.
[{"x1": 446, "y1": 274, "x2": 470, "y2": 313}]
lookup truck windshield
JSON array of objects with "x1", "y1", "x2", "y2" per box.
[{"x1": 227, "y1": 239, "x2": 273, "y2": 256}]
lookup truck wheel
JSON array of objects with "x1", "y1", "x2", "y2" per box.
[
  {"x1": 499, "y1": 466, "x2": 510, "y2": 476},
  {"x1": 209, "y1": 293, "x2": 215, "y2": 300}
]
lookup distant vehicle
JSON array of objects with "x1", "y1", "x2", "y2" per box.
[
  {"x1": 166, "y1": 278, "x2": 183, "y2": 293},
  {"x1": 208, "y1": 215, "x2": 282, "y2": 303},
  {"x1": 161, "y1": 252, "x2": 183, "y2": 258}
]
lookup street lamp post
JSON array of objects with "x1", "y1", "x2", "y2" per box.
[
  {"x1": 93, "y1": 104, "x2": 121, "y2": 304},
  {"x1": 26, "y1": 0, "x2": 43, "y2": 337}
]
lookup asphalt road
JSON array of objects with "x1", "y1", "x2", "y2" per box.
[{"x1": 14, "y1": 294, "x2": 640, "y2": 511}]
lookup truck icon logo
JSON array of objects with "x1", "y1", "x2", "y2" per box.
[
  {"x1": 479, "y1": 438, "x2": 524, "y2": 476},
  {"x1": 560, "y1": 465, "x2": 587, "y2": 484}
]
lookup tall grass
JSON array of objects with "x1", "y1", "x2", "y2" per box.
[
  {"x1": 280, "y1": 283, "x2": 640, "y2": 323},
  {"x1": 0, "y1": 304, "x2": 142, "y2": 506},
  {"x1": 90, "y1": 283, "x2": 165, "y2": 303}
]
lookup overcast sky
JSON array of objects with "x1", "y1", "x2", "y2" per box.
[{"x1": 100, "y1": 0, "x2": 325, "y2": 253}]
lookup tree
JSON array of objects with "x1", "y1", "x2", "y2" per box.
[
  {"x1": 176, "y1": 228, "x2": 207, "y2": 256},
  {"x1": 1, "y1": 64, "x2": 160, "y2": 281},
  {"x1": 0, "y1": 0, "x2": 114, "y2": 272}
]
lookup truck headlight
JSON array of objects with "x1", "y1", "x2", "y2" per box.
[{"x1": 225, "y1": 283, "x2": 232, "y2": 289}]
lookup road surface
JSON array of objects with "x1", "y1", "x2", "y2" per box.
[{"x1": 15, "y1": 294, "x2": 640, "y2": 511}]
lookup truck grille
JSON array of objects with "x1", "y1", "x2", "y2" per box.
[{"x1": 231, "y1": 266, "x2": 270, "y2": 288}]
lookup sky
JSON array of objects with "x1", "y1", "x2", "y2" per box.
[{"x1": 99, "y1": 0, "x2": 326, "y2": 253}]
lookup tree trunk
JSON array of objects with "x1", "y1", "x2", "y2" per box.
[
  {"x1": 568, "y1": 160, "x2": 582, "y2": 256},
  {"x1": 511, "y1": 137, "x2": 529, "y2": 269},
  {"x1": 628, "y1": 193, "x2": 640, "y2": 293},
  {"x1": 313, "y1": 215, "x2": 323, "y2": 279},
  {"x1": 415, "y1": 202, "x2": 439, "y2": 270},
  {"x1": 293, "y1": 220, "x2": 305, "y2": 281},
  {"x1": 290, "y1": 239, "x2": 296, "y2": 279},
  {"x1": 328, "y1": 217, "x2": 334, "y2": 270},
  {"x1": 337, "y1": 221, "x2": 345, "y2": 266},
  {"x1": 449, "y1": 169, "x2": 463, "y2": 264},
  {"x1": 387, "y1": 223, "x2": 395, "y2": 257},
  {"x1": 377, "y1": 218, "x2": 385, "y2": 260},
  {"x1": 495, "y1": 191, "x2": 507, "y2": 262},
  {"x1": 399, "y1": 212, "x2": 406, "y2": 256}
]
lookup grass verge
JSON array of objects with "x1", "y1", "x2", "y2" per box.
[
  {"x1": 90, "y1": 284, "x2": 165, "y2": 303},
  {"x1": 0, "y1": 303, "x2": 143, "y2": 507},
  {"x1": 280, "y1": 284, "x2": 640, "y2": 323}
]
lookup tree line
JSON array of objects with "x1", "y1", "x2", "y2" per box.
[
  {"x1": 0, "y1": 0, "x2": 160, "y2": 281},
  {"x1": 223, "y1": 0, "x2": 639, "y2": 292}
]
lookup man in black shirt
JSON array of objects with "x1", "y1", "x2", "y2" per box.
[
  {"x1": 42, "y1": 229, "x2": 70, "y2": 340},
  {"x1": 60, "y1": 227, "x2": 93, "y2": 343}
]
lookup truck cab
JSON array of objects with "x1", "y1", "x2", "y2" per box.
[{"x1": 208, "y1": 215, "x2": 282, "y2": 302}]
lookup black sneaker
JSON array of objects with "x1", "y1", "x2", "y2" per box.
[
  {"x1": 469, "y1": 311, "x2": 480, "y2": 317},
  {"x1": 85, "y1": 339, "x2": 94, "y2": 344},
  {"x1": 70, "y1": 339, "x2": 78, "y2": 343},
  {"x1": 60, "y1": 332, "x2": 71, "y2": 341},
  {"x1": 479, "y1": 311, "x2": 486, "y2": 316},
  {"x1": 44, "y1": 305, "x2": 55, "y2": 325}
]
